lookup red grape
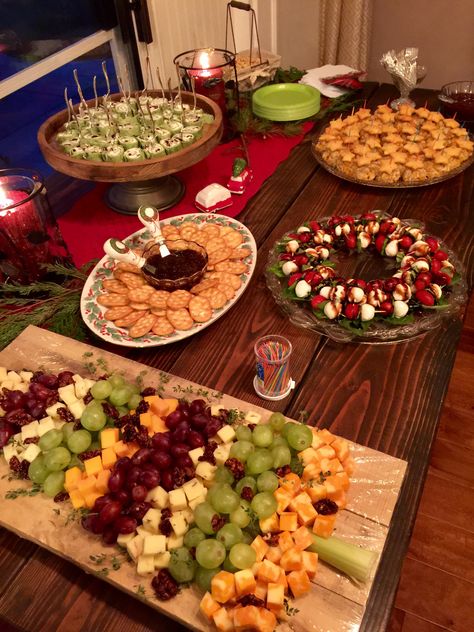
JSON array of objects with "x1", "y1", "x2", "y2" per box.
[
  {"x1": 108, "y1": 469, "x2": 125, "y2": 492},
  {"x1": 127, "y1": 501, "x2": 151, "y2": 521},
  {"x1": 57, "y1": 371, "x2": 74, "y2": 386},
  {"x1": 114, "y1": 515, "x2": 137, "y2": 534},
  {"x1": 176, "y1": 454, "x2": 193, "y2": 469},
  {"x1": 140, "y1": 470, "x2": 160, "y2": 490},
  {"x1": 161, "y1": 469, "x2": 174, "y2": 491},
  {"x1": 29, "y1": 382, "x2": 53, "y2": 401},
  {"x1": 37, "y1": 374, "x2": 59, "y2": 389},
  {"x1": 131, "y1": 484, "x2": 148, "y2": 502},
  {"x1": 165, "y1": 410, "x2": 182, "y2": 430},
  {"x1": 151, "y1": 450, "x2": 172, "y2": 470},
  {"x1": 126, "y1": 466, "x2": 142, "y2": 489},
  {"x1": 190, "y1": 413, "x2": 209, "y2": 430},
  {"x1": 187, "y1": 430, "x2": 204, "y2": 448},
  {"x1": 7, "y1": 391, "x2": 26, "y2": 409},
  {"x1": 114, "y1": 490, "x2": 130, "y2": 505},
  {"x1": 102, "y1": 526, "x2": 118, "y2": 545},
  {"x1": 189, "y1": 399, "x2": 206, "y2": 416},
  {"x1": 177, "y1": 401, "x2": 190, "y2": 416},
  {"x1": 115, "y1": 456, "x2": 132, "y2": 471},
  {"x1": 81, "y1": 514, "x2": 103, "y2": 534},
  {"x1": 93, "y1": 494, "x2": 113, "y2": 513},
  {"x1": 0, "y1": 422, "x2": 14, "y2": 448},
  {"x1": 152, "y1": 432, "x2": 171, "y2": 451},
  {"x1": 131, "y1": 448, "x2": 152, "y2": 467},
  {"x1": 170, "y1": 443, "x2": 189, "y2": 459},
  {"x1": 205, "y1": 419, "x2": 222, "y2": 437},
  {"x1": 172, "y1": 425, "x2": 189, "y2": 444},
  {"x1": 99, "y1": 501, "x2": 122, "y2": 525}
]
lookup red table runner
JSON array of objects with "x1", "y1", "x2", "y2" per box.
[{"x1": 59, "y1": 124, "x2": 312, "y2": 266}]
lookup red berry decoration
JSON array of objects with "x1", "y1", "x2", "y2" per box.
[
  {"x1": 344, "y1": 304, "x2": 360, "y2": 319},
  {"x1": 425, "y1": 236, "x2": 439, "y2": 252},
  {"x1": 415, "y1": 289, "x2": 435, "y2": 306},
  {"x1": 398, "y1": 235, "x2": 413, "y2": 250}
]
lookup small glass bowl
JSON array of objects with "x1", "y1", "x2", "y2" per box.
[
  {"x1": 438, "y1": 81, "x2": 474, "y2": 121},
  {"x1": 141, "y1": 238, "x2": 208, "y2": 291}
]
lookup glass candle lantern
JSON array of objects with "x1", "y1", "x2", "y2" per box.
[{"x1": 0, "y1": 169, "x2": 73, "y2": 283}]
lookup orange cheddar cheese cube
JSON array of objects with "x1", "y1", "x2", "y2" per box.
[
  {"x1": 312, "y1": 513, "x2": 337, "y2": 538},
  {"x1": 274, "y1": 568, "x2": 288, "y2": 591},
  {"x1": 83, "y1": 455, "x2": 103, "y2": 477},
  {"x1": 264, "y1": 545, "x2": 282, "y2": 565},
  {"x1": 323, "y1": 475, "x2": 344, "y2": 496},
  {"x1": 279, "y1": 512, "x2": 298, "y2": 532},
  {"x1": 112, "y1": 440, "x2": 129, "y2": 457},
  {"x1": 200, "y1": 591, "x2": 221, "y2": 620},
  {"x1": 335, "y1": 471, "x2": 350, "y2": 491},
  {"x1": 311, "y1": 429, "x2": 326, "y2": 450},
  {"x1": 279, "y1": 472, "x2": 301, "y2": 496},
  {"x1": 258, "y1": 608, "x2": 278, "y2": 632},
  {"x1": 289, "y1": 491, "x2": 312, "y2": 512},
  {"x1": 84, "y1": 491, "x2": 102, "y2": 509},
  {"x1": 306, "y1": 483, "x2": 327, "y2": 503},
  {"x1": 139, "y1": 410, "x2": 152, "y2": 428},
  {"x1": 280, "y1": 548, "x2": 303, "y2": 572},
  {"x1": 287, "y1": 570, "x2": 311, "y2": 598},
  {"x1": 316, "y1": 444, "x2": 336, "y2": 460},
  {"x1": 302, "y1": 550, "x2": 319, "y2": 579},
  {"x1": 96, "y1": 469, "x2": 111, "y2": 494},
  {"x1": 320, "y1": 457, "x2": 343, "y2": 475},
  {"x1": 329, "y1": 489, "x2": 347, "y2": 509},
  {"x1": 64, "y1": 466, "x2": 83, "y2": 492},
  {"x1": 76, "y1": 475, "x2": 97, "y2": 495},
  {"x1": 234, "y1": 568, "x2": 256, "y2": 597},
  {"x1": 302, "y1": 462, "x2": 323, "y2": 482},
  {"x1": 233, "y1": 606, "x2": 259, "y2": 631},
  {"x1": 259, "y1": 512, "x2": 279, "y2": 533},
  {"x1": 212, "y1": 607, "x2": 234, "y2": 632},
  {"x1": 317, "y1": 428, "x2": 336, "y2": 444},
  {"x1": 266, "y1": 582, "x2": 285, "y2": 613},
  {"x1": 251, "y1": 535, "x2": 269, "y2": 562},
  {"x1": 296, "y1": 502, "x2": 317, "y2": 526},
  {"x1": 101, "y1": 446, "x2": 117, "y2": 470},
  {"x1": 151, "y1": 416, "x2": 167, "y2": 434},
  {"x1": 69, "y1": 488, "x2": 86, "y2": 509},
  {"x1": 211, "y1": 570, "x2": 236, "y2": 603},
  {"x1": 293, "y1": 526, "x2": 313, "y2": 550},
  {"x1": 331, "y1": 437, "x2": 350, "y2": 462},
  {"x1": 297, "y1": 447, "x2": 320, "y2": 467},
  {"x1": 278, "y1": 531, "x2": 294, "y2": 553},
  {"x1": 274, "y1": 487, "x2": 293, "y2": 513},
  {"x1": 342, "y1": 456, "x2": 355, "y2": 476},
  {"x1": 254, "y1": 579, "x2": 268, "y2": 600},
  {"x1": 257, "y1": 559, "x2": 281, "y2": 584},
  {"x1": 100, "y1": 427, "x2": 119, "y2": 449}
]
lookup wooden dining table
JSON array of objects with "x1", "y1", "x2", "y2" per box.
[{"x1": 0, "y1": 82, "x2": 472, "y2": 632}]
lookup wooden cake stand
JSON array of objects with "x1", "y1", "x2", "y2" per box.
[{"x1": 37, "y1": 91, "x2": 223, "y2": 214}]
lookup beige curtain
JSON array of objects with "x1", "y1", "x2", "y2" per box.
[{"x1": 319, "y1": 0, "x2": 373, "y2": 70}]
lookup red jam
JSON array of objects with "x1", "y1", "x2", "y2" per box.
[{"x1": 144, "y1": 249, "x2": 206, "y2": 280}]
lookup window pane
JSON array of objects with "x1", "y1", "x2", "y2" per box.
[{"x1": 0, "y1": 43, "x2": 119, "y2": 175}]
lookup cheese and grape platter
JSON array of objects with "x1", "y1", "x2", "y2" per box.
[{"x1": 0, "y1": 326, "x2": 406, "y2": 632}]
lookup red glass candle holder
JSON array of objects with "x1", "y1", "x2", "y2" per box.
[{"x1": 0, "y1": 169, "x2": 73, "y2": 283}]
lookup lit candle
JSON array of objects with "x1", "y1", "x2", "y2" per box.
[{"x1": 188, "y1": 50, "x2": 226, "y2": 112}]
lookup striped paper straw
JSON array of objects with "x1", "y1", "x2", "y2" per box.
[{"x1": 254, "y1": 335, "x2": 292, "y2": 397}]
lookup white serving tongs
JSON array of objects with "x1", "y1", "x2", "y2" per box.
[{"x1": 137, "y1": 204, "x2": 171, "y2": 258}]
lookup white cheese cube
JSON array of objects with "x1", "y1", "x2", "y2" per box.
[
  {"x1": 21, "y1": 421, "x2": 39, "y2": 441},
  {"x1": 46, "y1": 402, "x2": 66, "y2": 419},
  {"x1": 83, "y1": 378, "x2": 96, "y2": 390},
  {"x1": 143, "y1": 534, "x2": 167, "y2": 555},
  {"x1": 37, "y1": 417, "x2": 56, "y2": 436},
  {"x1": 126, "y1": 534, "x2": 144, "y2": 561},
  {"x1": 58, "y1": 384, "x2": 78, "y2": 406},
  {"x1": 54, "y1": 420, "x2": 65, "y2": 430},
  {"x1": 16, "y1": 382, "x2": 29, "y2": 393},
  {"x1": 267, "y1": 582, "x2": 285, "y2": 610},
  {"x1": 188, "y1": 494, "x2": 207, "y2": 511},
  {"x1": 74, "y1": 380, "x2": 91, "y2": 400},
  {"x1": 195, "y1": 461, "x2": 217, "y2": 482},
  {"x1": 3, "y1": 443, "x2": 19, "y2": 463},
  {"x1": 0, "y1": 367, "x2": 7, "y2": 382},
  {"x1": 136, "y1": 525, "x2": 150, "y2": 537},
  {"x1": 169, "y1": 488, "x2": 187, "y2": 512},
  {"x1": 214, "y1": 443, "x2": 231, "y2": 466},
  {"x1": 22, "y1": 443, "x2": 41, "y2": 463},
  {"x1": 1, "y1": 380, "x2": 16, "y2": 391},
  {"x1": 68, "y1": 399, "x2": 85, "y2": 420},
  {"x1": 7, "y1": 371, "x2": 22, "y2": 383},
  {"x1": 142, "y1": 508, "x2": 161, "y2": 533},
  {"x1": 210, "y1": 404, "x2": 225, "y2": 417},
  {"x1": 217, "y1": 425, "x2": 236, "y2": 443},
  {"x1": 169, "y1": 514, "x2": 188, "y2": 538},
  {"x1": 145, "y1": 485, "x2": 169, "y2": 509},
  {"x1": 136, "y1": 554, "x2": 156, "y2": 576},
  {"x1": 167, "y1": 533, "x2": 184, "y2": 549},
  {"x1": 182, "y1": 478, "x2": 205, "y2": 502},
  {"x1": 19, "y1": 371, "x2": 33, "y2": 383},
  {"x1": 72, "y1": 374, "x2": 83, "y2": 383},
  {"x1": 154, "y1": 551, "x2": 171, "y2": 569},
  {"x1": 188, "y1": 447, "x2": 204, "y2": 466},
  {"x1": 245, "y1": 411, "x2": 262, "y2": 425},
  {"x1": 117, "y1": 532, "x2": 135, "y2": 547}
]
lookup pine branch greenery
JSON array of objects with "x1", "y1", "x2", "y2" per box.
[{"x1": 0, "y1": 260, "x2": 97, "y2": 350}]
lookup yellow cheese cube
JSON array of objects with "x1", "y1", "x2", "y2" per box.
[
  {"x1": 84, "y1": 491, "x2": 102, "y2": 509},
  {"x1": 302, "y1": 550, "x2": 319, "y2": 578},
  {"x1": 318, "y1": 428, "x2": 337, "y2": 444},
  {"x1": 316, "y1": 444, "x2": 336, "y2": 460},
  {"x1": 136, "y1": 554, "x2": 155, "y2": 576},
  {"x1": 139, "y1": 411, "x2": 152, "y2": 428},
  {"x1": 151, "y1": 416, "x2": 167, "y2": 434},
  {"x1": 298, "y1": 447, "x2": 320, "y2": 466},
  {"x1": 100, "y1": 427, "x2": 119, "y2": 449},
  {"x1": 311, "y1": 428, "x2": 326, "y2": 450},
  {"x1": 279, "y1": 472, "x2": 301, "y2": 496},
  {"x1": 76, "y1": 475, "x2": 97, "y2": 495},
  {"x1": 257, "y1": 559, "x2": 281, "y2": 584},
  {"x1": 287, "y1": 570, "x2": 311, "y2": 597},
  {"x1": 289, "y1": 491, "x2": 312, "y2": 512},
  {"x1": 266, "y1": 582, "x2": 285, "y2": 613},
  {"x1": 296, "y1": 502, "x2": 317, "y2": 526},
  {"x1": 250, "y1": 535, "x2": 269, "y2": 562},
  {"x1": 280, "y1": 548, "x2": 303, "y2": 572},
  {"x1": 83, "y1": 455, "x2": 103, "y2": 477},
  {"x1": 212, "y1": 607, "x2": 234, "y2": 632},
  {"x1": 254, "y1": 579, "x2": 268, "y2": 600},
  {"x1": 302, "y1": 462, "x2": 323, "y2": 483},
  {"x1": 234, "y1": 568, "x2": 256, "y2": 597},
  {"x1": 320, "y1": 457, "x2": 343, "y2": 475},
  {"x1": 293, "y1": 526, "x2": 313, "y2": 550},
  {"x1": 64, "y1": 466, "x2": 83, "y2": 492},
  {"x1": 342, "y1": 456, "x2": 355, "y2": 476},
  {"x1": 312, "y1": 514, "x2": 337, "y2": 538},
  {"x1": 259, "y1": 512, "x2": 279, "y2": 533},
  {"x1": 274, "y1": 487, "x2": 293, "y2": 513},
  {"x1": 279, "y1": 512, "x2": 298, "y2": 531},
  {"x1": 306, "y1": 483, "x2": 327, "y2": 503},
  {"x1": 331, "y1": 437, "x2": 350, "y2": 462},
  {"x1": 101, "y1": 446, "x2": 117, "y2": 470},
  {"x1": 211, "y1": 570, "x2": 235, "y2": 603},
  {"x1": 335, "y1": 471, "x2": 350, "y2": 491},
  {"x1": 323, "y1": 475, "x2": 344, "y2": 496},
  {"x1": 69, "y1": 488, "x2": 85, "y2": 509},
  {"x1": 96, "y1": 469, "x2": 111, "y2": 494},
  {"x1": 112, "y1": 440, "x2": 129, "y2": 457},
  {"x1": 264, "y1": 545, "x2": 282, "y2": 565},
  {"x1": 200, "y1": 591, "x2": 221, "y2": 620},
  {"x1": 278, "y1": 531, "x2": 294, "y2": 553}
]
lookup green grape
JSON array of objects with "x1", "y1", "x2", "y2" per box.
[
  {"x1": 214, "y1": 466, "x2": 234, "y2": 485},
  {"x1": 90, "y1": 379, "x2": 113, "y2": 400},
  {"x1": 235, "y1": 476, "x2": 257, "y2": 495},
  {"x1": 117, "y1": 406, "x2": 129, "y2": 417},
  {"x1": 229, "y1": 505, "x2": 251, "y2": 528},
  {"x1": 69, "y1": 455, "x2": 84, "y2": 470},
  {"x1": 246, "y1": 449, "x2": 274, "y2": 475},
  {"x1": 184, "y1": 527, "x2": 207, "y2": 548},
  {"x1": 89, "y1": 440, "x2": 100, "y2": 451},
  {"x1": 196, "y1": 539, "x2": 226, "y2": 569},
  {"x1": 252, "y1": 425, "x2": 274, "y2": 448},
  {"x1": 206, "y1": 483, "x2": 224, "y2": 506},
  {"x1": 229, "y1": 543, "x2": 256, "y2": 569},
  {"x1": 251, "y1": 492, "x2": 278, "y2": 519},
  {"x1": 38, "y1": 429, "x2": 63, "y2": 452},
  {"x1": 28, "y1": 455, "x2": 49, "y2": 484},
  {"x1": 168, "y1": 547, "x2": 196, "y2": 583},
  {"x1": 287, "y1": 424, "x2": 313, "y2": 451},
  {"x1": 241, "y1": 531, "x2": 253, "y2": 545},
  {"x1": 269, "y1": 412, "x2": 286, "y2": 433},
  {"x1": 210, "y1": 484, "x2": 239, "y2": 514},
  {"x1": 67, "y1": 429, "x2": 92, "y2": 454},
  {"x1": 44, "y1": 447, "x2": 71, "y2": 472},
  {"x1": 272, "y1": 445, "x2": 292, "y2": 468},
  {"x1": 127, "y1": 393, "x2": 142, "y2": 410},
  {"x1": 195, "y1": 566, "x2": 220, "y2": 592},
  {"x1": 194, "y1": 502, "x2": 218, "y2": 535},
  {"x1": 235, "y1": 425, "x2": 252, "y2": 442},
  {"x1": 229, "y1": 440, "x2": 255, "y2": 462},
  {"x1": 271, "y1": 435, "x2": 289, "y2": 448},
  {"x1": 43, "y1": 471, "x2": 65, "y2": 497},
  {"x1": 109, "y1": 386, "x2": 134, "y2": 407},
  {"x1": 107, "y1": 374, "x2": 125, "y2": 389},
  {"x1": 81, "y1": 401, "x2": 107, "y2": 432},
  {"x1": 257, "y1": 471, "x2": 279, "y2": 493},
  {"x1": 61, "y1": 422, "x2": 76, "y2": 442},
  {"x1": 216, "y1": 523, "x2": 243, "y2": 550},
  {"x1": 223, "y1": 555, "x2": 240, "y2": 573},
  {"x1": 282, "y1": 422, "x2": 298, "y2": 439}
]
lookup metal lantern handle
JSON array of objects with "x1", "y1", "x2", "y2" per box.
[{"x1": 225, "y1": 1, "x2": 263, "y2": 68}]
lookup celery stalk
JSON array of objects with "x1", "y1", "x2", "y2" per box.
[{"x1": 307, "y1": 531, "x2": 377, "y2": 582}]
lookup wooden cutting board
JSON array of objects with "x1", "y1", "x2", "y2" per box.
[{"x1": 0, "y1": 326, "x2": 407, "y2": 631}]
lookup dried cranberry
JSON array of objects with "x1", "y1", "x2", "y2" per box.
[
  {"x1": 140, "y1": 387, "x2": 156, "y2": 397},
  {"x1": 83, "y1": 391, "x2": 93, "y2": 405},
  {"x1": 23, "y1": 437, "x2": 39, "y2": 445},
  {"x1": 122, "y1": 424, "x2": 138, "y2": 443},
  {"x1": 6, "y1": 410, "x2": 34, "y2": 426},
  {"x1": 240, "y1": 487, "x2": 254, "y2": 501},
  {"x1": 211, "y1": 514, "x2": 226, "y2": 532},
  {"x1": 161, "y1": 507, "x2": 172, "y2": 519},
  {"x1": 225, "y1": 458, "x2": 245, "y2": 481},
  {"x1": 57, "y1": 407, "x2": 75, "y2": 424},
  {"x1": 54, "y1": 491, "x2": 70, "y2": 503},
  {"x1": 198, "y1": 441, "x2": 218, "y2": 465},
  {"x1": 102, "y1": 401, "x2": 119, "y2": 420},
  {"x1": 44, "y1": 392, "x2": 59, "y2": 407},
  {"x1": 135, "y1": 426, "x2": 152, "y2": 449},
  {"x1": 238, "y1": 594, "x2": 265, "y2": 607},
  {"x1": 136, "y1": 400, "x2": 149, "y2": 415},
  {"x1": 172, "y1": 466, "x2": 185, "y2": 488},
  {"x1": 57, "y1": 371, "x2": 74, "y2": 387},
  {"x1": 73, "y1": 420, "x2": 82, "y2": 431},
  {"x1": 263, "y1": 532, "x2": 279, "y2": 547},
  {"x1": 78, "y1": 449, "x2": 102, "y2": 462},
  {"x1": 9, "y1": 457, "x2": 29, "y2": 479},
  {"x1": 159, "y1": 518, "x2": 172, "y2": 536},
  {"x1": 189, "y1": 547, "x2": 196, "y2": 559},
  {"x1": 117, "y1": 412, "x2": 140, "y2": 429},
  {"x1": 247, "y1": 423, "x2": 257, "y2": 431},
  {"x1": 314, "y1": 498, "x2": 338, "y2": 515},
  {"x1": 152, "y1": 569, "x2": 179, "y2": 600},
  {"x1": 30, "y1": 371, "x2": 44, "y2": 383},
  {"x1": 276, "y1": 465, "x2": 291, "y2": 478}
]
